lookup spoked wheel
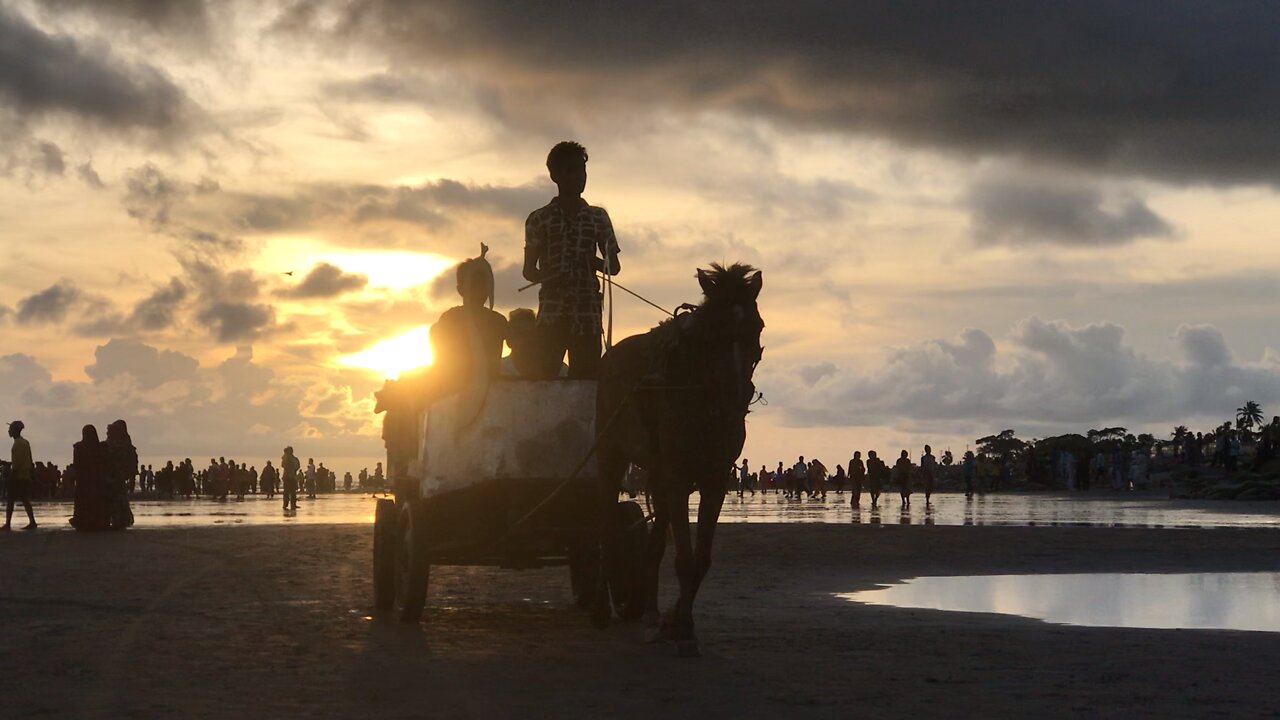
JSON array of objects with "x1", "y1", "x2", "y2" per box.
[
  {"x1": 372, "y1": 498, "x2": 397, "y2": 611},
  {"x1": 394, "y1": 499, "x2": 429, "y2": 623},
  {"x1": 606, "y1": 500, "x2": 648, "y2": 620}
]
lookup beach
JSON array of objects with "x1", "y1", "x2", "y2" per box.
[{"x1": 4, "y1": 519, "x2": 1280, "y2": 719}]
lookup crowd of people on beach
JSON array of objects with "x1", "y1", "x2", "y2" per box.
[
  {"x1": 734, "y1": 445, "x2": 968, "y2": 508},
  {"x1": 0, "y1": 418, "x2": 389, "y2": 531}
]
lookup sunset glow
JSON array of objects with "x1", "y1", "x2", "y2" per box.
[{"x1": 338, "y1": 326, "x2": 433, "y2": 379}]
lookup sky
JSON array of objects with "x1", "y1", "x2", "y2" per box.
[{"x1": 2, "y1": 0, "x2": 1280, "y2": 472}]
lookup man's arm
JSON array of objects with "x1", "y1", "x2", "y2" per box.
[
  {"x1": 594, "y1": 209, "x2": 621, "y2": 276},
  {"x1": 522, "y1": 244, "x2": 543, "y2": 283},
  {"x1": 522, "y1": 214, "x2": 544, "y2": 283}
]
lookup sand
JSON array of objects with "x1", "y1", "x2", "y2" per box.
[{"x1": 3, "y1": 522, "x2": 1279, "y2": 719}]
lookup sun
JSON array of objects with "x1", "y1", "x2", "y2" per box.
[{"x1": 338, "y1": 326, "x2": 433, "y2": 379}]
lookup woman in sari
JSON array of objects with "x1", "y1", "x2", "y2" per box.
[
  {"x1": 70, "y1": 425, "x2": 109, "y2": 530},
  {"x1": 104, "y1": 419, "x2": 136, "y2": 530}
]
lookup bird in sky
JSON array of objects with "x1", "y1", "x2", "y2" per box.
[{"x1": 282, "y1": 271, "x2": 294, "y2": 276}]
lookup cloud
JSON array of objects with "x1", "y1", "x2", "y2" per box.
[
  {"x1": 0, "y1": 340, "x2": 383, "y2": 465},
  {"x1": 797, "y1": 362, "x2": 837, "y2": 387},
  {"x1": 85, "y1": 337, "x2": 199, "y2": 390},
  {"x1": 0, "y1": 5, "x2": 199, "y2": 138},
  {"x1": 285, "y1": 0, "x2": 1280, "y2": 186},
  {"x1": 41, "y1": 0, "x2": 216, "y2": 45},
  {"x1": 121, "y1": 163, "x2": 239, "y2": 253},
  {"x1": 77, "y1": 161, "x2": 105, "y2": 189},
  {"x1": 195, "y1": 302, "x2": 275, "y2": 343},
  {"x1": 131, "y1": 277, "x2": 189, "y2": 330},
  {"x1": 770, "y1": 318, "x2": 1280, "y2": 435},
  {"x1": 16, "y1": 280, "x2": 82, "y2": 325},
  {"x1": 281, "y1": 262, "x2": 368, "y2": 299},
  {"x1": 968, "y1": 173, "x2": 1174, "y2": 246}
]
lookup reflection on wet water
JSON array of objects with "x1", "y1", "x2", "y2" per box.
[
  {"x1": 710, "y1": 491, "x2": 1280, "y2": 529},
  {"x1": 18, "y1": 491, "x2": 1280, "y2": 531},
  {"x1": 840, "y1": 572, "x2": 1280, "y2": 632},
  {"x1": 29, "y1": 494, "x2": 382, "y2": 531}
]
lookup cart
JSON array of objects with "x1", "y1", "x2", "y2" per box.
[{"x1": 372, "y1": 378, "x2": 647, "y2": 622}]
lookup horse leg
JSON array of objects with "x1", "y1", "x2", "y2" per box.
[
  {"x1": 641, "y1": 502, "x2": 669, "y2": 643},
  {"x1": 665, "y1": 490, "x2": 699, "y2": 656},
  {"x1": 590, "y1": 452, "x2": 626, "y2": 628}
]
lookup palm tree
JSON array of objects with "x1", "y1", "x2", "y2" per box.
[
  {"x1": 1171, "y1": 425, "x2": 1189, "y2": 454},
  {"x1": 1237, "y1": 401, "x2": 1264, "y2": 439}
]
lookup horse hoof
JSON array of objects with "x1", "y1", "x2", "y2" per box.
[{"x1": 675, "y1": 640, "x2": 701, "y2": 658}]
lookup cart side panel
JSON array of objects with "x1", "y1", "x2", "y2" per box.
[{"x1": 417, "y1": 380, "x2": 598, "y2": 499}]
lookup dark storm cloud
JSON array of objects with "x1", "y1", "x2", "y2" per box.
[
  {"x1": 0, "y1": 5, "x2": 199, "y2": 136},
  {"x1": 292, "y1": 0, "x2": 1280, "y2": 185},
  {"x1": 968, "y1": 174, "x2": 1174, "y2": 247},
  {"x1": 281, "y1": 263, "x2": 368, "y2": 299},
  {"x1": 16, "y1": 280, "x2": 82, "y2": 325}
]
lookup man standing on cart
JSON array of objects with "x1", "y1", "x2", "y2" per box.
[{"x1": 522, "y1": 141, "x2": 621, "y2": 379}]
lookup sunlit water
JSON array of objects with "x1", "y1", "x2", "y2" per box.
[
  {"x1": 13, "y1": 491, "x2": 1280, "y2": 531},
  {"x1": 840, "y1": 572, "x2": 1280, "y2": 632},
  {"x1": 713, "y1": 491, "x2": 1280, "y2": 528}
]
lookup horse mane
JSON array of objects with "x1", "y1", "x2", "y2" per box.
[{"x1": 698, "y1": 262, "x2": 760, "y2": 305}]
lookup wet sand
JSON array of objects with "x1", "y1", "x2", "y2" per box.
[{"x1": 4, "y1": 523, "x2": 1280, "y2": 719}]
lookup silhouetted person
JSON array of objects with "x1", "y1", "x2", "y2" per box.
[
  {"x1": 961, "y1": 450, "x2": 977, "y2": 498},
  {"x1": 343, "y1": 470, "x2": 352, "y2": 491},
  {"x1": 305, "y1": 458, "x2": 316, "y2": 499},
  {"x1": 430, "y1": 246, "x2": 508, "y2": 385},
  {"x1": 281, "y1": 447, "x2": 300, "y2": 511},
  {"x1": 373, "y1": 462, "x2": 384, "y2": 488},
  {"x1": 261, "y1": 461, "x2": 278, "y2": 499},
  {"x1": 104, "y1": 420, "x2": 136, "y2": 529},
  {"x1": 70, "y1": 425, "x2": 109, "y2": 531},
  {"x1": 865, "y1": 450, "x2": 886, "y2": 507},
  {"x1": 522, "y1": 141, "x2": 621, "y2": 379},
  {"x1": 849, "y1": 451, "x2": 865, "y2": 508},
  {"x1": 894, "y1": 450, "x2": 913, "y2": 507},
  {"x1": 920, "y1": 444, "x2": 937, "y2": 504},
  {"x1": 4, "y1": 420, "x2": 36, "y2": 530}
]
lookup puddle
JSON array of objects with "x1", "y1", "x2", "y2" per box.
[{"x1": 840, "y1": 572, "x2": 1280, "y2": 632}]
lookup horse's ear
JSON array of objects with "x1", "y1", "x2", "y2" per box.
[
  {"x1": 745, "y1": 270, "x2": 762, "y2": 299},
  {"x1": 697, "y1": 268, "x2": 714, "y2": 295}
]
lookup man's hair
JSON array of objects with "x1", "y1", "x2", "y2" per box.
[{"x1": 546, "y1": 141, "x2": 588, "y2": 176}]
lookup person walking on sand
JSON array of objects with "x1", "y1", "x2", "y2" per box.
[
  {"x1": 849, "y1": 451, "x2": 866, "y2": 508},
  {"x1": 281, "y1": 447, "x2": 300, "y2": 511},
  {"x1": 866, "y1": 450, "x2": 886, "y2": 508},
  {"x1": 522, "y1": 141, "x2": 622, "y2": 379},
  {"x1": 920, "y1": 444, "x2": 937, "y2": 504},
  {"x1": 3, "y1": 420, "x2": 37, "y2": 530},
  {"x1": 70, "y1": 425, "x2": 109, "y2": 530},
  {"x1": 894, "y1": 450, "x2": 913, "y2": 508}
]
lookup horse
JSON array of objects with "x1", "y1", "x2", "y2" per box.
[{"x1": 593, "y1": 262, "x2": 764, "y2": 656}]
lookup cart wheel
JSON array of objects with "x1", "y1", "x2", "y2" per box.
[
  {"x1": 567, "y1": 540, "x2": 598, "y2": 608},
  {"x1": 607, "y1": 500, "x2": 648, "y2": 620},
  {"x1": 394, "y1": 500, "x2": 430, "y2": 623},
  {"x1": 373, "y1": 498, "x2": 397, "y2": 611}
]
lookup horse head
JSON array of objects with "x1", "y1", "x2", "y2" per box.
[{"x1": 692, "y1": 263, "x2": 764, "y2": 417}]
